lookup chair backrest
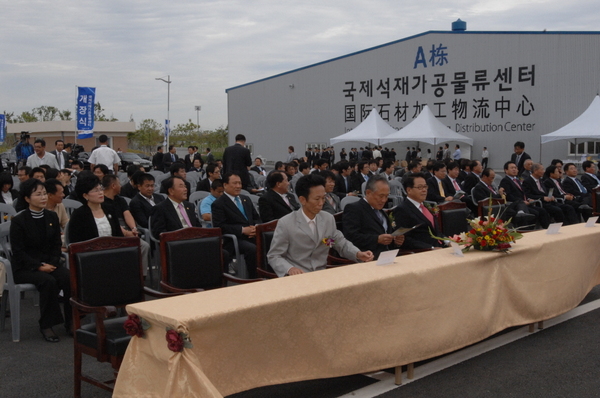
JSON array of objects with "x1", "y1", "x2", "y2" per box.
[
  {"x1": 122, "y1": 196, "x2": 132, "y2": 205},
  {"x1": 478, "y1": 198, "x2": 506, "y2": 219},
  {"x1": 62, "y1": 198, "x2": 83, "y2": 217},
  {"x1": 160, "y1": 227, "x2": 224, "y2": 290},
  {"x1": 248, "y1": 194, "x2": 261, "y2": 215},
  {"x1": 12, "y1": 176, "x2": 20, "y2": 191},
  {"x1": 118, "y1": 173, "x2": 129, "y2": 186},
  {"x1": 0, "y1": 203, "x2": 17, "y2": 223},
  {"x1": 69, "y1": 237, "x2": 144, "y2": 307},
  {"x1": 255, "y1": 220, "x2": 278, "y2": 276},
  {"x1": 437, "y1": 201, "x2": 469, "y2": 237},
  {"x1": 149, "y1": 170, "x2": 164, "y2": 178},
  {"x1": 189, "y1": 190, "x2": 210, "y2": 207},
  {"x1": 0, "y1": 221, "x2": 11, "y2": 257},
  {"x1": 340, "y1": 195, "x2": 360, "y2": 210}
]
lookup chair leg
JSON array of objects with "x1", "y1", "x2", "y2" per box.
[
  {"x1": 74, "y1": 346, "x2": 82, "y2": 398},
  {"x1": 0, "y1": 292, "x2": 7, "y2": 331},
  {"x1": 528, "y1": 323, "x2": 535, "y2": 333},
  {"x1": 10, "y1": 289, "x2": 21, "y2": 342},
  {"x1": 538, "y1": 321, "x2": 544, "y2": 329}
]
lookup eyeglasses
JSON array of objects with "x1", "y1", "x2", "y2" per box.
[{"x1": 412, "y1": 185, "x2": 428, "y2": 190}]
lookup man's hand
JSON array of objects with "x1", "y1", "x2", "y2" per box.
[
  {"x1": 445, "y1": 196, "x2": 454, "y2": 202},
  {"x1": 287, "y1": 267, "x2": 303, "y2": 276},
  {"x1": 356, "y1": 251, "x2": 374, "y2": 262},
  {"x1": 543, "y1": 196, "x2": 554, "y2": 202},
  {"x1": 394, "y1": 235, "x2": 405, "y2": 246},
  {"x1": 242, "y1": 226, "x2": 256, "y2": 237},
  {"x1": 498, "y1": 187, "x2": 506, "y2": 195},
  {"x1": 565, "y1": 193, "x2": 574, "y2": 201},
  {"x1": 39, "y1": 263, "x2": 56, "y2": 273},
  {"x1": 377, "y1": 234, "x2": 393, "y2": 245}
]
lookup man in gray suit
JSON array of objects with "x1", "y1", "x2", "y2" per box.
[{"x1": 268, "y1": 174, "x2": 373, "y2": 277}]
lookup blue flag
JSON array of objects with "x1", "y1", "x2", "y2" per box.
[
  {"x1": 0, "y1": 114, "x2": 5, "y2": 143},
  {"x1": 77, "y1": 87, "x2": 95, "y2": 139},
  {"x1": 164, "y1": 119, "x2": 170, "y2": 147}
]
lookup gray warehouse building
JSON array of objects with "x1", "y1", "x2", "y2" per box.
[{"x1": 226, "y1": 22, "x2": 600, "y2": 168}]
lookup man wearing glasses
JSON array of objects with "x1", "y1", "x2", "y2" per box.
[{"x1": 392, "y1": 173, "x2": 446, "y2": 250}]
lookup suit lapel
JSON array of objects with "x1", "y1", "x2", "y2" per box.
[{"x1": 407, "y1": 200, "x2": 434, "y2": 228}]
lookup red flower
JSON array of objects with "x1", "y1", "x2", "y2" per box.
[
  {"x1": 124, "y1": 314, "x2": 144, "y2": 338},
  {"x1": 166, "y1": 329, "x2": 184, "y2": 352},
  {"x1": 497, "y1": 243, "x2": 511, "y2": 250},
  {"x1": 480, "y1": 240, "x2": 487, "y2": 247}
]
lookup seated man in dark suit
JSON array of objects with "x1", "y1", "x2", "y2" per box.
[
  {"x1": 334, "y1": 161, "x2": 357, "y2": 199},
  {"x1": 250, "y1": 157, "x2": 267, "y2": 176},
  {"x1": 522, "y1": 163, "x2": 578, "y2": 225},
  {"x1": 129, "y1": 173, "x2": 165, "y2": 228},
  {"x1": 562, "y1": 162, "x2": 592, "y2": 205},
  {"x1": 120, "y1": 165, "x2": 142, "y2": 199},
  {"x1": 392, "y1": 173, "x2": 445, "y2": 250},
  {"x1": 543, "y1": 164, "x2": 590, "y2": 221},
  {"x1": 211, "y1": 173, "x2": 261, "y2": 278},
  {"x1": 258, "y1": 171, "x2": 300, "y2": 222},
  {"x1": 580, "y1": 160, "x2": 600, "y2": 193},
  {"x1": 499, "y1": 161, "x2": 549, "y2": 229},
  {"x1": 343, "y1": 175, "x2": 405, "y2": 259},
  {"x1": 350, "y1": 161, "x2": 372, "y2": 193},
  {"x1": 151, "y1": 176, "x2": 200, "y2": 238},
  {"x1": 161, "y1": 163, "x2": 191, "y2": 198},
  {"x1": 196, "y1": 162, "x2": 221, "y2": 192},
  {"x1": 461, "y1": 160, "x2": 482, "y2": 195},
  {"x1": 426, "y1": 161, "x2": 455, "y2": 203},
  {"x1": 472, "y1": 168, "x2": 530, "y2": 223}
]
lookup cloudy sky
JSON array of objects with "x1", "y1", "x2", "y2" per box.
[{"x1": 1, "y1": 0, "x2": 597, "y2": 130}]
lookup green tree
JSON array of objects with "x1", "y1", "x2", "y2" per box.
[
  {"x1": 33, "y1": 105, "x2": 60, "y2": 121},
  {"x1": 17, "y1": 111, "x2": 38, "y2": 123},
  {"x1": 128, "y1": 119, "x2": 163, "y2": 153},
  {"x1": 59, "y1": 109, "x2": 72, "y2": 120},
  {"x1": 201, "y1": 125, "x2": 228, "y2": 151},
  {"x1": 171, "y1": 119, "x2": 201, "y2": 147},
  {"x1": 94, "y1": 102, "x2": 118, "y2": 122}
]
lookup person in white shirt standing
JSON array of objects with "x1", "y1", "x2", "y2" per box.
[
  {"x1": 88, "y1": 134, "x2": 121, "y2": 174},
  {"x1": 26, "y1": 139, "x2": 59, "y2": 169},
  {"x1": 481, "y1": 146, "x2": 489, "y2": 169}
]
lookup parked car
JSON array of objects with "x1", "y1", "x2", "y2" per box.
[{"x1": 119, "y1": 152, "x2": 152, "y2": 171}]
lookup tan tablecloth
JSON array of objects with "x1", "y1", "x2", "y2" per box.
[{"x1": 113, "y1": 224, "x2": 600, "y2": 397}]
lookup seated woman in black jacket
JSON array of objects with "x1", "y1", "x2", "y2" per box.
[
  {"x1": 10, "y1": 178, "x2": 70, "y2": 342},
  {"x1": 0, "y1": 171, "x2": 19, "y2": 205},
  {"x1": 68, "y1": 173, "x2": 137, "y2": 243}
]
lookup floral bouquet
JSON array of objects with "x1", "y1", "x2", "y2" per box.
[{"x1": 432, "y1": 197, "x2": 522, "y2": 253}]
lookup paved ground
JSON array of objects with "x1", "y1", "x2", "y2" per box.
[{"x1": 2, "y1": 286, "x2": 599, "y2": 398}]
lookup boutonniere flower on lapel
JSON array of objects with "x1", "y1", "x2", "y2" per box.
[
  {"x1": 322, "y1": 237, "x2": 335, "y2": 247},
  {"x1": 388, "y1": 212, "x2": 396, "y2": 229},
  {"x1": 107, "y1": 214, "x2": 113, "y2": 220},
  {"x1": 424, "y1": 202, "x2": 440, "y2": 216}
]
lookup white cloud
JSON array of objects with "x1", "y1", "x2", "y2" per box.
[{"x1": 1, "y1": 0, "x2": 599, "y2": 133}]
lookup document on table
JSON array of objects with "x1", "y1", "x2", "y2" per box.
[{"x1": 377, "y1": 249, "x2": 399, "y2": 265}]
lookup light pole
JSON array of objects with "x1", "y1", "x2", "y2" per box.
[
  {"x1": 195, "y1": 105, "x2": 201, "y2": 135},
  {"x1": 155, "y1": 75, "x2": 171, "y2": 148}
]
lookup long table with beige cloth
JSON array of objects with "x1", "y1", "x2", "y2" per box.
[{"x1": 113, "y1": 224, "x2": 600, "y2": 397}]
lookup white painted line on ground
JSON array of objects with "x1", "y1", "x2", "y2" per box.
[{"x1": 339, "y1": 298, "x2": 600, "y2": 398}]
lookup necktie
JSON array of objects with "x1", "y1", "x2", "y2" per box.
[
  {"x1": 438, "y1": 181, "x2": 445, "y2": 196},
  {"x1": 488, "y1": 185, "x2": 497, "y2": 194},
  {"x1": 178, "y1": 203, "x2": 192, "y2": 228},
  {"x1": 554, "y1": 180, "x2": 566, "y2": 195},
  {"x1": 512, "y1": 177, "x2": 523, "y2": 191},
  {"x1": 345, "y1": 177, "x2": 349, "y2": 192},
  {"x1": 535, "y1": 178, "x2": 545, "y2": 194},
  {"x1": 574, "y1": 178, "x2": 587, "y2": 193},
  {"x1": 235, "y1": 196, "x2": 247, "y2": 219},
  {"x1": 452, "y1": 179, "x2": 460, "y2": 191},
  {"x1": 375, "y1": 209, "x2": 388, "y2": 231},
  {"x1": 419, "y1": 203, "x2": 435, "y2": 226},
  {"x1": 282, "y1": 194, "x2": 292, "y2": 209},
  {"x1": 171, "y1": 154, "x2": 175, "y2": 162}
]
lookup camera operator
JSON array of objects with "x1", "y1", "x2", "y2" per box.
[{"x1": 15, "y1": 132, "x2": 34, "y2": 168}]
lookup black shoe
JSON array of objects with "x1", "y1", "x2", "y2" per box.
[{"x1": 40, "y1": 327, "x2": 60, "y2": 343}]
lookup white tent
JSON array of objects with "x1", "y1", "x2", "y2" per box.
[
  {"x1": 330, "y1": 108, "x2": 397, "y2": 146},
  {"x1": 379, "y1": 105, "x2": 474, "y2": 146},
  {"x1": 540, "y1": 96, "x2": 600, "y2": 144}
]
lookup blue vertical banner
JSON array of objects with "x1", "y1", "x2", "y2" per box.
[
  {"x1": 0, "y1": 114, "x2": 5, "y2": 143},
  {"x1": 164, "y1": 119, "x2": 170, "y2": 146},
  {"x1": 77, "y1": 87, "x2": 96, "y2": 139}
]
